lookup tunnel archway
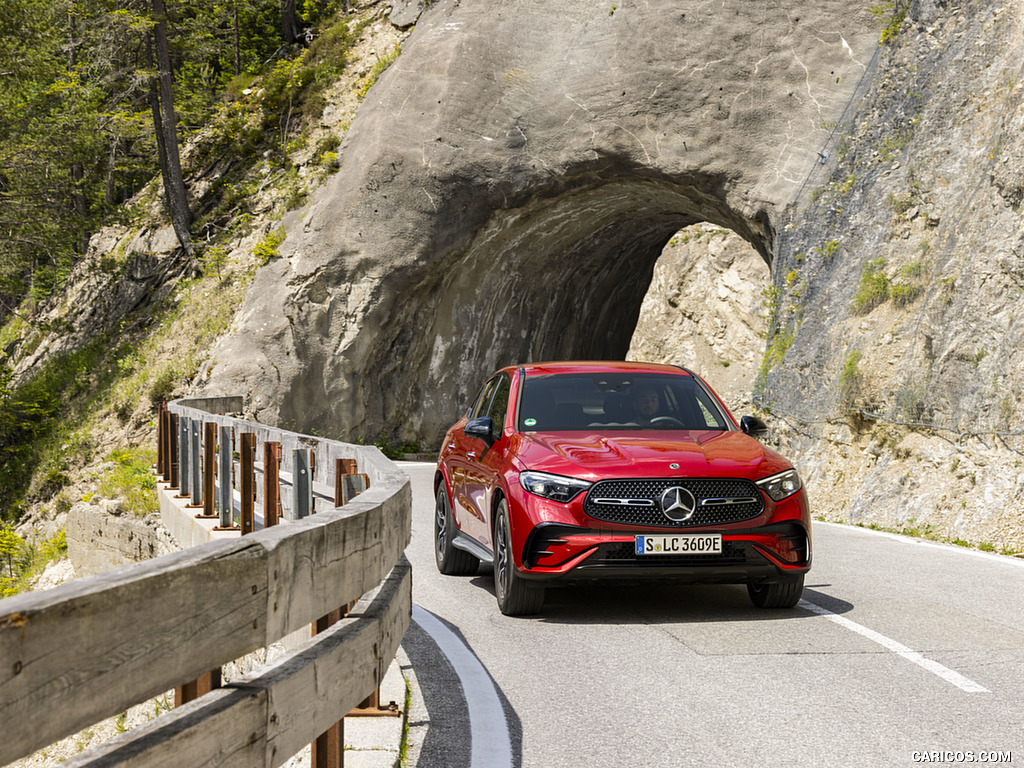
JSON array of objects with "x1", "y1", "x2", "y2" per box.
[{"x1": 313, "y1": 172, "x2": 775, "y2": 443}]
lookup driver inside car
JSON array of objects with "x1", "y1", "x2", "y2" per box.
[{"x1": 630, "y1": 384, "x2": 662, "y2": 425}]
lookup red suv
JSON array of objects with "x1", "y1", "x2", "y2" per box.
[{"x1": 434, "y1": 361, "x2": 811, "y2": 615}]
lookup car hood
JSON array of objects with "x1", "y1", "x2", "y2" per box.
[{"x1": 512, "y1": 430, "x2": 791, "y2": 481}]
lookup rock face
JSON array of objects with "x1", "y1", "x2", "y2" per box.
[
  {"x1": 206, "y1": 0, "x2": 879, "y2": 441},
  {"x1": 757, "y1": 0, "x2": 1024, "y2": 549},
  {"x1": 627, "y1": 224, "x2": 768, "y2": 414}
]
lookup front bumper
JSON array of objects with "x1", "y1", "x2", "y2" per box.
[{"x1": 517, "y1": 520, "x2": 811, "y2": 586}]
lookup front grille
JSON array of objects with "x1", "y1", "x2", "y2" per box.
[
  {"x1": 596, "y1": 539, "x2": 749, "y2": 566},
  {"x1": 583, "y1": 478, "x2": 763, "y2": 527}
]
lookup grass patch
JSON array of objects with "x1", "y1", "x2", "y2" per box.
[
  {"x1": 838, "y1": 349, "x2": 862, "y2": 409},
  {"x1": 852, "y1": 258, "x2": 890, "y2": 314},
  {"x1": 97, "y1": 448, "x2": 159, "y2": 517},
  {"x1": 356, "y1": 42, "x2": 402, "y2": 102}
]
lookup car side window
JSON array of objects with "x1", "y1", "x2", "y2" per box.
[
  {"x1": 470, "y1": 377, "x2": 499, "y2": 420},
  {"x1": 485, "y1": 374, "x2": 511, "y2": 435}
]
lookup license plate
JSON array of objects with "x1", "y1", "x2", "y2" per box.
[{"x1": 635, "y1": 534, "x2": 722, "y2": 555}]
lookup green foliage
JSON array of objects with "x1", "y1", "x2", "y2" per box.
[
  {"x1": 890, "y1": 261, "x2": 925, "y2": 307},
  {"x1": 0, "y1": 339, "x2": 111, "y2": 519},
  {"x1": 367, "y1": 437, "x2": 422, "y2": 460},
  {"x1": 0, "y1": 523, "x2": 23, "y2": 578},
  {"x1": 761, "y1": 285, "x2": 782, "y2": 334},
  {"x1": 852, "y1": 258, "x2": 890, "y2": 314},
  {"x1": 0, "y1": 526, "x2": 66, "y2": 598},
  {"x1": 839, "y1": 349, "x2": 862, "y2": 408},
  {"x1": 890, "y1": 281, "x2": 923, "y2": 307},
  {"x1": 814, "y1": 239, "x2": 841, "y2": 261},
  {"x1": 147, "y1": 364, "x2": 181, "y2": 404},
  {"x1": 254, "y1": 228, "x2": 287, "y2": 265},
  {"x1": 199, "y1": 245, "x2": 229, "y2": 281},
  {"x1": 0, "y1": 0, "x2": 359, "y2": 322},
  {"x1": 356, "y1": 43, "x2": 401, "y2": 102},
  {"x1": 98, "y1": 448, "x2": 158, "y2": 517},
  {"x1": 869, "y1": 0, "x2": 909, "y2": 44},
  {"x1": 759, "y1": 326, "x2": 796, "y2": 381}
]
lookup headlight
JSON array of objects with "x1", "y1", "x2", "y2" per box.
[
  {"x1": 756, "y1": 469, "x2": 802, "y2": 501},
  {"x1": 519, "y1": 471, "x2": 592, "y2": 502}
]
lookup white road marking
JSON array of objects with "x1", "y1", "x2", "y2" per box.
[
  {"x1": 412, "y1": 603, "x2": 514, "y2": 768},
  {"x1": 799, "y1": 599, "x2": 990, "y2": 693}
]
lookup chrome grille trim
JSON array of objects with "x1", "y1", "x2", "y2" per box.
[{"x1": 583, "y1": 478, "x2": 764, "y2": 527}]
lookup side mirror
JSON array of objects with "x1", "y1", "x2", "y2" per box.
[
  {"x1": 740, "y1": 415, "x2": 769, "y2": 439},
  {"x1": 465, "y1": 416, "x2": 495, "y2": 445}
]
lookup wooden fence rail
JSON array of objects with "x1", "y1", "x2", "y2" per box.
[{"x1": 0, "y1": 396, "x2": 412, "y2": 767}]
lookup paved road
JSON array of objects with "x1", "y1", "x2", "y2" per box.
[{"x1": 399, "y1": 462, "x2": 1024, "y2": 768}]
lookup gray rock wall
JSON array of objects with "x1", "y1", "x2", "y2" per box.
[
  {"x1": 206, "y1": 0, "x2": 879, "y2": 443},
  {"x1": 758, "y1": 0, "x2": 1024, "y2": 549}
]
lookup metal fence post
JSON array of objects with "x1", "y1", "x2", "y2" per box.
[
  {"x1": 240, "y1": 433, "x2": 256, "y2": 535},
  {"x1": 190, "y1": 419, "x2": 202, "y2": 506},
  {"x1": 168, "y1": 413, "x2": 179, "y2": 491},
  {"x1": 201, "y1": 422, "x2": 216, "y2": 518},
  {"x1": 217, "y1": 426, "x2": 234, "y2": 528},
  {"x1": 293, "y1": 448, "x2": 311, "y2": 519},
  {"x1": 176, "y1": 416, "x2": 190, "y2": 498}
]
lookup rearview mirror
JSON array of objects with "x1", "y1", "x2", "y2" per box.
[
  {"x1": 465, "y1": 416, "x2": 495, "y2": 445},
  {"x1": 740, "y1": 415, "x2": 769, "y2": 439}
]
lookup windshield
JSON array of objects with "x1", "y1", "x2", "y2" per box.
[{"x1": 517, "y1": 372, "x2": 730, "y2": 432}]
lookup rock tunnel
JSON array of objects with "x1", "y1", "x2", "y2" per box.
[{"x1": 205, "y1": 0, "x2": 880, "y2": 445}]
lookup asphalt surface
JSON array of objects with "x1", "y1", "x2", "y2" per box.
[{"x1": 400, "y1": 462, "x2": 1024, "y2": 768}]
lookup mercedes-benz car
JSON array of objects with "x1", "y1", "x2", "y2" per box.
[{"x1": 434, "y1": 361, "x2": 811, "y2": 615}]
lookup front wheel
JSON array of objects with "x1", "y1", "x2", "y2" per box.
[
  {"x1": 435, "y1": 485, "x2": 478, "y2": 575},
  {"x1": 747, "y1": 574, "x2": 805, "y2": 609},
  {"x1": 493, "y1": 499, "x2": 544, "y2": 616}
]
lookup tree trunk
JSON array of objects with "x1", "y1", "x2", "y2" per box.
[
  {"x1": 232, "y1": 3, "x2": 241, "y2": 77},
  {"x1": 149, "y1": 0, "x2": 194, "y2": 260},
  {"x1": 281, "y1": 0, "x2": 301, "y2": 45},
  {"x1": 105, "y1": 136, "x2": 118, "y2": 211}
]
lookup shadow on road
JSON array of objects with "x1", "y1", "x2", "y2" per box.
[{"x1": 464, "y1": 574, "x2": 855, "y2": 624}]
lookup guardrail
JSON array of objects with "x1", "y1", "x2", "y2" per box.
[{"x1": 0, "y1": 396, "x2": 412, "y2": 767}]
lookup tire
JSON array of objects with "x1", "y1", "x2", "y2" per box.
[
  {"x1": 747, "y1": 574, "x2": 805, "y2": 609},
  {"x1": 434, "y1": 485, "x2": 478, "y2": 575},
  {"x1": 493, "y1": 499, "x2": 544, "y2": 616}
]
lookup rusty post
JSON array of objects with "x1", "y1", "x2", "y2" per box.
[
  {"x1": 163, "y1": 404, "x2": 174, "y2": 481},
  {"x1": 312, "y1": 601, "x2": 345, "y2": 767},
  {"x1": 174, "y1": 668, "x2": 222, "y2": 708},
  {"x1": 240, "y1": 433, "x2": 256, "y2": 535},
  {"x1": 264, "y1": 441, "x2": 282, "y2": 527},
  {"x1": 336, "y1": 458, "x2": 358, "y2": 506},
  {"x1": 200, "y1": 421, "x2": 217, "y2": 518},
  {"x1": 156, "y1": 402, "x2": 165, "y2": 477},
  {"x1": 168, "y1": 413, "x2": 179, "y2": 491}
]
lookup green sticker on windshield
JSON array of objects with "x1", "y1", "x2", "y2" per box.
[{"x1": 524, "y1": 418, "x2": 537, "y2": 427}]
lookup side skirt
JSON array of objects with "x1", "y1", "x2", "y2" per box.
[{"x1": 452, "y1": 532, "x2": 495, "y2": 565}]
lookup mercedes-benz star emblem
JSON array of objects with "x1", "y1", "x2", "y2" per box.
[{"x1": 659, "y1": 486, "x2": 696, "y2": 522}]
